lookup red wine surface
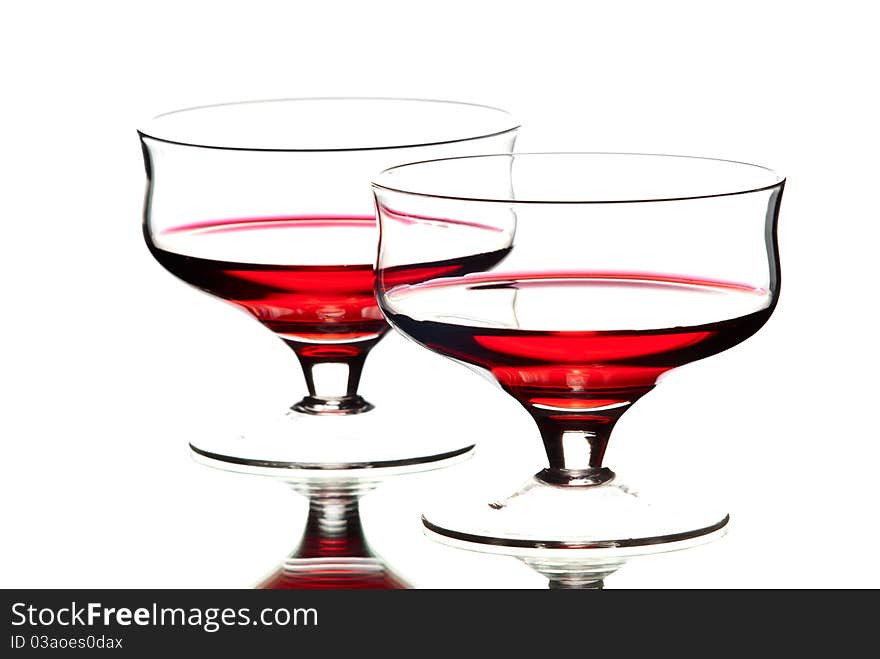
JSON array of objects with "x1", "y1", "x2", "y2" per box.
[
  {"x1": 383, "y1": 272, "x2": 773, "y2": 410},
  {"x1": 149, "y1": 216, "x2": 512, "y2": 345},
  {"x1": 149, "y1": 216, "x2": 384, "y2": 342}
]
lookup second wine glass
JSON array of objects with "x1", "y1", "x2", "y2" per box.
[{"x1": 374, "y1": 153, "x2": 784, "y2": 586}]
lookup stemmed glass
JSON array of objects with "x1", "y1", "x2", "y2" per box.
[
  {"x1": 139, "y1": 98, "x2": 518, "y2": 587},
  {"x1": 373, "y1": 153, "x2": 784, "y2": 588}
]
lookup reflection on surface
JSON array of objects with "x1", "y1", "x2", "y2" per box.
[{"x1": 257, "y1": 484, "x2": 409, "y2": 590}]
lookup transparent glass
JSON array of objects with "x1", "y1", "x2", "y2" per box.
[
  {"x1": 140, "y1": 98, "x2": 517, "y2": 457},
  {"x1": 141, "y1": 98, "x2": 518, "y2": 415},
  {"x1": 374, "y1": 153, "x2": 784, "y2": 587},
  {"x1": 139, "y1": 99, "x2": 516, "y2": 589}
]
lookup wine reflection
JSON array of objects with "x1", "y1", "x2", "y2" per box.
[{"x1": 258, "y1": 482, "x2": 409, "y2": 590}]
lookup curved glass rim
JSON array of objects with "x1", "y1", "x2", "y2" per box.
[
  {"x1": 372, "y1": 152, "x2": 786, "y2": 204},
  {"x1": 423, "y1": 514, "x2": 730, "y2": 550},
  {"x1": 189, "y1": 442, "x2": 475, "y2": 472},
  {"x1": 136, "y1": 96, "x2": 520, "y2": 152}
]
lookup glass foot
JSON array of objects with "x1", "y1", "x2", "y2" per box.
[
  {"x1": 189, "y1": 402, "x2": 475, "y2": 473},
  {"x1": 423, "y1": 473, "x2": 728, "y2": 588}
]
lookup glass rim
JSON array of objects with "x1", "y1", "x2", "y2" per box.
[
  {"x1": 372, "y1": 152, "x2": 786, "y2": 204},
  {"x1": 136, "y1": 96, "x2": 520, "y2": 152}
]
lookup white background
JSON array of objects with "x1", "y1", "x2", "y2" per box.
[{"x1": 1, "y1": 0, "x2": 878, "y2": 588}]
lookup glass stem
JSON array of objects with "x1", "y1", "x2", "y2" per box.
[
  {"x1": 517, "y1": 386, "x2": 653, "y2": 486},
  {"x1": 534, "y1": 416, "x2": 616, "y2": 486},
  {"x1": 284, "y1": 337, "x2": 380, "y2": 414},
  {"x1": 527, "y1": 389, "x2": 651, "y2": 486}
]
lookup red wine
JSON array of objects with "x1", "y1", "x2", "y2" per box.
[
  {"x1": 149, "y1": 216, "x2": 512, "y2": 347},
  {"x1": 383, "y1": 272, "x2": 773, "y2": 412},
  {"x1": 148, "y1": 216, "x2": 387, "y2": 343}
]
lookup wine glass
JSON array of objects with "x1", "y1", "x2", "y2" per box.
[
  {"x1": 140, "y1": 98, "x2": 517, "y2": 418},
  {"x1": 139, "y1": 98, "x2": 518, "y2": 587},
  {"x1": 373, "y1": 153, "x2": 784, "y2": 588}
]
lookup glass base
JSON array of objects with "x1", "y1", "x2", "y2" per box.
[
  {"x1": 189, "y1": 403, "x2": 475, "y2": 478},
  {"x1": 422, "y1": 473, "x2": 728, "y2": 588}
]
